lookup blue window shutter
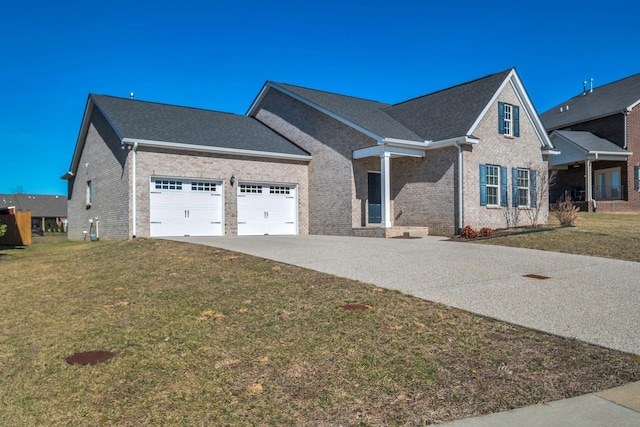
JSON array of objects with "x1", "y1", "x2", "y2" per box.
[
  {"x1": 498, "y1": 102, "x2": 505, "y2": 134},
  {"x1": 531, "y1": 170, "x2": 537, "y2": 208},
  {"x1": 500, "y1": 166, "x2": 508, "y2": 206},
  {"x1": 513, "y1": 105, "x2": 520, "y2": 137},
  {"x1": 480, "y1": 164, "x2": 487, "y2": 206},
  {"x1": 635, "y1": 166, "x2": 640, "y2": 191},
  {"x1": 512, "y1": 168, "x2": 519, "y2": 207}
]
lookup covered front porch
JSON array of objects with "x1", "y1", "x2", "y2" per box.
[
  {"x1": 549, "y1": 131, "x2": 632, "y2": 212},
  {"x1": 351, "y1": 137, "x2": 472, "y2": 237}
]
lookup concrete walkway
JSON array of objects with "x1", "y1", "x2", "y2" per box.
[{"x1": 168, "y1": 234, "x2": 640, "y2": 425}]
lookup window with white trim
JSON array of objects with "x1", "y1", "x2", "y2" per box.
[
  {"x1": 240, "y1": 184, "x2": 262, "y2": 193},
  {"x1": 269, "y1": 186, "x2": 290, "y2": 195},
  {"x1": 486, "y1": 165, "x2": 499, "y2": 206},
  {"x1": 498, "y1": 102, "x2": 520, "y2": 137},
  {"x1": 517, "y1": 169, "x2": 530, "y2": 206},
  {"x1": 504, "y1": 104, "x2": 512, "y2": 136},
  {"x1": 480, "y1": 164, "x2": 507, "y2": 207}
]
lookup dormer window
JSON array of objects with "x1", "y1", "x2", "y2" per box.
[{"x1": 498, "y1": 102, "x2": 520, "y2": 137}]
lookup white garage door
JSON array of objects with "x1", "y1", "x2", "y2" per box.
[
  {"x1": 150, "y1": 178, "x2": 223, "y2": 237},
  {"x1": 237, "y1": 183, "x2": 297, "y2": 236}
]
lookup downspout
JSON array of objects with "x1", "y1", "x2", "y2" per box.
[
  {"x1": 455, "y1": 142, "x2": 463, "y2": 233},
  {"x1": 131, "y1": 142, "x2": 138, "y2": 238},
  {"x1": 624, "y1": 110, "x2": 628, "y2": 149}
]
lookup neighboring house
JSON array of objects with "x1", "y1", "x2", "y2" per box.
[
  {"x1": 0, "y1": 193, "x2": 67, "y2": 232},
  {"x1": 63, "y1": 68, "x2": 554, "y2": 239},
  {"x1": 540, "y1": 74, "x2": 640, "y2": 212}
]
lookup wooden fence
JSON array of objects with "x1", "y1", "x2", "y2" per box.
[{"x1": 0, "y1": 211, "x2": 32, "y2": 246}]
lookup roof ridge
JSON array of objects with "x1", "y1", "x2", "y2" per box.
[
  {"x1": 90, "y1": 94, "x2": 239, "y2": 116},
  {"x1": 389, "y1": 68, "x2": 513, "y2": 107},
  {"x1": 271, "y1": 82, "x2": 388, "y2": 105}
]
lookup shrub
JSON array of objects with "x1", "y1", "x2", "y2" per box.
[
  {"x1": 553, "y1": 199, "x2": 580, "y2": 226},
  {"x1": 460, "y1": 225, "x2": 478, "y2": 239},
  {"x1": 479, "y1": 227, "x2": 493, "y2": 237},
  {"x1": 0, "y1": 222, "x2": 6, "y2": 237}
]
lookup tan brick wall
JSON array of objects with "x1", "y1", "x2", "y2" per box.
[
  {"x1": 254, "y1": 88, "x2": 375, "y2": 235},
  {"x1": 67, "y1": 108, "x2": 130, "y2": 240},
  {"x1": 391, "y1": 149, "x2": 458, "y2": 236},
  {"x1": 134, "y1": 148, "x2": 309, "y2": 237},
  {"x1": 68, "y1": 107, "x2": 309, "y2": 239},
  {"x1": 463, "y1": 82, "x2": 549, "y2": 230}
]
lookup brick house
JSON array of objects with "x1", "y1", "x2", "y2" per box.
[
  {"x1": 540, "y1": 74, "x2": 640, "y2": 212},
  {"x1": 63, "y1": 68, "x2": 554, "y2": 239},
  {"x1": 0, "y1": 193, "x2": 67, "y2": 233}
]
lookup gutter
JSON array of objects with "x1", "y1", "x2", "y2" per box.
[
  {"x1": 427, "y1": 135, "x2": 479, "y2": 150},
  {"x1": 121, "y1": 138, "x2": 312, "y2": 161}
]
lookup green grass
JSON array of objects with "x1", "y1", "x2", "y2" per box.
[
  {"x1": 1, "y1": 236, "x2": 638, "y2": 426},
  {"x1": 476, "y1": 212, "x2": 640, "y2": 262}
]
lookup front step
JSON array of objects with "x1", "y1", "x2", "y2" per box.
[{"x1": 351, "y1": 226, "x2": 429, "y2": 238}]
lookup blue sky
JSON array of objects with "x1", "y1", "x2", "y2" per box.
[{"x1": 2, "y1": 0, "x2": 639, "y2": 195}]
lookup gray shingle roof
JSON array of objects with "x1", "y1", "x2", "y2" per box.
[
  {"x1": 553, "y1": 130, "x2": 629, "y2": 153},
  {"x1": 383, "y1": 69, "x2": 513, "y2": 141},
  {"x1": 0, "y1": 194, "x2": 67, "y2": 217},
  {"x1": 273, "y1": 84, "x2": 424, "y2": 141},
  {"x1": 274, "y1": 69, "x2": 513, "y2": 143},
  {"x1": 91, "y1": 95, "x2": 309, "y2": 157},
  {"x1": 540, "y1": 73, "x2": 640, "y2": 130}
]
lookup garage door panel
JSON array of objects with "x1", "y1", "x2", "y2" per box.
[
  {"x1": 237, "y1": 184, "x2": 297, "y2": 236},
  {"x1": 150, "y1": 179, "x2": 223, "y2": 237}
]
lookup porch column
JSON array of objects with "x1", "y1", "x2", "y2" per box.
[{"x1": 381, "y1": 152, "x2": 391, "y2": 228}]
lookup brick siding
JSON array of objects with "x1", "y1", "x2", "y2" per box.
[
  {"x1": 552, "y1": 107, "x2": 640, "y2": 212},
  {"x1": 68, "y1": 108, "x2": 309, "y2": 239},
  {"x1": 254, "y1": 88, "x2": 374, "y2": 235},
  {"x1": 463, "y1": 83, "x2": 549, "y2": 230},
  {"x1": 67, "y1": 108, "x2": 130, "y2": 240},
  {"x1": 134, "y1": 148, "x2": 308, "y2": 237}
]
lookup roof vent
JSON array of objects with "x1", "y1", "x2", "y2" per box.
[
  {"x1": 129, "y1": 92, "x2": 135, "y2": 100},
  {"x1": 590, "y1": 78, "x2": 594, "y2": 93},
  {"x1": 583, "y1": 81, "x2": 587, "y2": 95}
]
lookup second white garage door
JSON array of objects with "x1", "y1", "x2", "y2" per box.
[{"x1": 237, "y1": 183, "x2": 297, "y2": 235}]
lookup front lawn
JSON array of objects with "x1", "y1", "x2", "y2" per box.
[
  {"x1": 0, "y1": 239, "x2": 638, "y2": 426},
  {"x1": 476, "y1": 212, "x2": 640, "y2": 262}
]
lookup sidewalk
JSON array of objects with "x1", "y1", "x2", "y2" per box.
[{"x1": 441, "y1": 381, "x2": 640, "y2": 426}]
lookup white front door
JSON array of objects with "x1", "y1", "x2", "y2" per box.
[
  {"x1": 150, "y1": 178, "x2": 223, "y2": 237},
  {"x1": 237, "y1": 183, "x2": 297, "y2": 236}
]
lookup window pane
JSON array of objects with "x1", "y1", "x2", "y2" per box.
[
  {"x1": 486, "y1": 165, "x2": 499, "y2": 205},
  {"x1": 517, "y1": 169, "x2": 529, "y2": 206},
  {"x1": 487, "y1": 187, "x2": 498, "y2": 205}
]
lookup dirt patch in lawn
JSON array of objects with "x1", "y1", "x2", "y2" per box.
[{"x1": 66, "y1": 350, "x2": 116, "y2": 365}]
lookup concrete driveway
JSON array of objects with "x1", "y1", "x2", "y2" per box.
[{"x1": 169, "y1": 235, "x2": 640, "y2": 355}]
